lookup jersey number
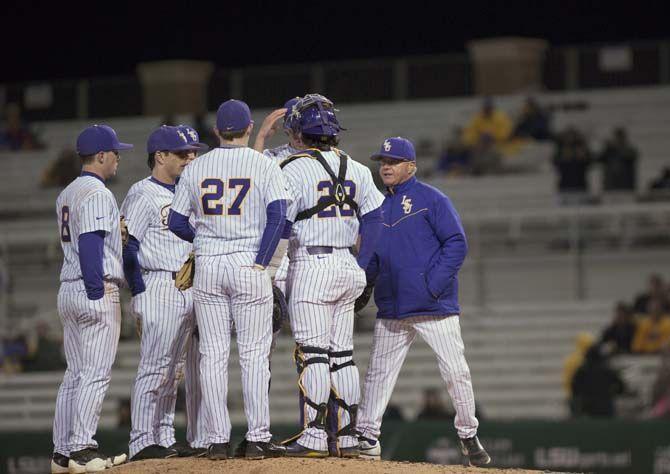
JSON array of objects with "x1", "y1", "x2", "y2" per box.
[
  {"x1": 317, "y1": 180, "x2": 356, "y2": 218},
  {"x1": 60, "y1": 206, "x2": 71, "y2": 242},
  {"x1": 201, "y1": 178, "x2": 251, "y2": 216}
]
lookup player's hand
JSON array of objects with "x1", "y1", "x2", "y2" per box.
[
  {"x1": 354, "y1": 283, "x2": 374, "y2": 313},
  {"x1": 258, "y1": 108, "x2": 287, "y2": 139}
]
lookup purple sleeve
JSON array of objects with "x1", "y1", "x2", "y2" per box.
[
  {"x1": 168, "y1": 209, "x2": 195, "y2": 243},
  {"x1": 357, "y1": 206, "x2": 383, "y2": 271},
  {"x1": 122, "y1": 235, "x2": 145, "y2": 296},
  {"x1": 78, "y1": 230, "x2": 105, "y2": 300},
  {"x1": 256, "y1": 199, "x2": 287, "y2": 267}
]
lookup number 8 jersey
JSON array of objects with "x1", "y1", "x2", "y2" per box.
[
  {"x1": 56, "y1": 173, "x2": 124, "y2": 283},
  {"x1": 171, "y1": 145, "x2": 291, "y2": 256},
  {"x1": 281, "y1": 148, "x2": 384, "y2": 248}
]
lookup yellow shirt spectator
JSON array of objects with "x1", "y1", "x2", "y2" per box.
[
  {"x1": 632, "y1": 315, "x2": 670, "y2": 354},
  {"x1": 562, "y1": 332, "x2": 595, "y2": 396},
  {"x1": 463, "y1": 99, "x2": 513, "y2": 147}
]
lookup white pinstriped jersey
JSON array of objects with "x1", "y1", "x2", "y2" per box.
[
  {"x1": 263, "y1": 143, "x2": 299, "y2": 163},
  {"x1": 56, "y1": 175, "x2": 123, "y2": 283},
  {"x1": 282, "y1": 149, "x2": 384, "y2": 248},
  {"x1": 121, "y1": 177, "x2": 192, "y2": 273},
  {"x1": 171, "y1": 146, "x2": 291, "y2": 256}
]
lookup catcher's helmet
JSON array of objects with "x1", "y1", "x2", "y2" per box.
[{"x1": 293, "y1": 93, "x2": 342, "y2": 137}]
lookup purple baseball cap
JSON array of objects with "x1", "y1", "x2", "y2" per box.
[
  {"x1": 216, "y1": 99, "x2": 253, "y2": 132},
  {"x1": 177, "y1": 124, "x2": 209, "y2": 151},
  {"x1": 283, "y1": 97, "x2": 300, "y2": 130},
  {"x1": 146, "y1": 125, "x2": 201, "y2": 153},
  {"x1": 370, "y1": 137, "x2": 416, "y2": 162},
  {"x1": 76, "y1": 124, "x2": 133, "y2": 156}
]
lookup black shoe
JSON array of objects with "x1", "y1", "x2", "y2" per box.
[
  {"x1": 233, "y1": 439, "x2": 248, "y2": 458},
  {"x1": 130, "y1": 444, "x2": 179, "y2": 461},
  {"x1": 459, "y1": 436, "x2": 491, "y2": 467},
  {"x1": 207, "y1": 443, "x2": 230, "y2": 460},
  {"x1": 169, "y1": 441, "x2": 200, "y2": 457},
  {"x1": 68, "y1": 448, "x2": 108, "y2": 473},
  {"x1": 50, "y1": 453, "x2": 69, "y2": 474},
  {"x1": 245, "y1": 440, "x2": 286, "y2": 460},
  {"x1": 283, "y1": 440, "x2": 329, "y2": 458},
  {"x1": 192, "y1": 447, "x2": 208, "y2": 457}
]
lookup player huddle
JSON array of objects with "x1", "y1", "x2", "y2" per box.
[{"x1": 50, "y1": 93, "x2": 490, "y2": 473}]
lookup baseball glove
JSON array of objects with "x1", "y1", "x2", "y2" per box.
[
  {"x1": 175, "y1": 252, "x2": 195, "y2": 291},
  {"x1": 354, "y1": 283, "x2": 374, "y2": 313},
  {"x1": 272, "y1": 285, "x2": 288, "y2": 333},
  {"x1": 120, "y1": 215, "x2": 129, "y2": 247}
]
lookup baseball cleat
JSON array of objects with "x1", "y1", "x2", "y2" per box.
[
  {"x1": 245, "y1": 440, "x2": 286, "y2": 459},
  {"x1": 68, "y1": 448, "x2": 108, "y2": 473},
  {"x1": 338, "y1": 445, "x2": 360, "y2": 458},
  {"x1": 207, "y1": 443, "x2": 230, "y2": 460},
  {"x1": 168, "y1": 442, "x2": 200, "y2": 457},
  {"x1": 459, "y1": 436, "x2": 491, "y2": 467},
  {"x1": 106, "y1": 452, "x2": 127, "y2": 467},
  {"x1": 50, "y1": 453, "x2": 69, "y2": 474},
  {"x1": 358, "y1": 437, "x2": 381, "y2": 460},
  {"x1": 283, "y1": 440, "x2": 329, "y2": 458},
  {"x1": 130, "y1": 444, "x2": 178, "y2": 461}
]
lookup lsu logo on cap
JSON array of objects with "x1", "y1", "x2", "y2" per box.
[
  {"x1": 186, "y1": 129, "x2": 198, "y2": 141},
  {"x1": 383, "y1": 140, "x2": 392, "y2": 152},
  {"x1": 177, "y1": 130, "x2": 188, "y2": 143}
]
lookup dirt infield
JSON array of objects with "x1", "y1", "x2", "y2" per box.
[{"x1": 109, "y1": 457, "x2": 546, "y2": 473}]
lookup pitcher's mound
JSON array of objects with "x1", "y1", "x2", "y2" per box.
[{"x1": 109, "y1": 457, "x2": 544, "y2": 473}]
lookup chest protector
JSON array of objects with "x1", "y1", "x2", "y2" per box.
[{"x1": 280, "y1": 148, "x2": 359, "y2": 221}]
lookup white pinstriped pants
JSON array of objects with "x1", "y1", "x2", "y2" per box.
[
  {"x1": 184, "y1": 330, "x2": 207, "y2": 448},
  {"x1": 273, "y1": 255, "x2": 289, "y2": 294},
  {"x1": 286, "y1": 249, "x2": 366, "y2": 451},
  {"x1": 128, "y1": 272, "x2": 195, "y2": 457},
  {"x1": 357, "y1": 315, "x2": 479, "y2": 440},
  {"x1": 53, "y1": 281, "x2": 121, "y2": 455},
  {"x1": 193, "y1": 252, "x2": 274, "y2": 444}
]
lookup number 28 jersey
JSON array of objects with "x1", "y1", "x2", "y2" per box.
[
  {"x1": 282, "y1": 149, "x2": 384, "y2": 248},
  {"x1": 171, "y1": 145, "x2": 291, "y2": 256}
]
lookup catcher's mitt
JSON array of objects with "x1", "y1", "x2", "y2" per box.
[
  {"x1": 354, "y1": 283, "x2": 374, "y2": 313},
  {"x1": 120, "y1": 215, "x2": 129, "y2": 247},
  {"x1": 272, "y1": 285, "x2": 288, "y2": 333},
  {"x1": 175, "y1": 252, "x2": 195, "y2": 291}
]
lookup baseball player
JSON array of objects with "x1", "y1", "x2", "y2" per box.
[
  {"x1": 52, "y1": 125, "x2": 132, "y2": 474},
  {"x1": 355, "y1": 137, "x2": 490, "y2": 467},
  {"x1": 253, "y1": 96, "x2": 304, "y2": 294},
  {"x1": 121, "y1": 125, "x2": 206, "y2": 460},
  {"x1": 168, "y1": 99, "x2": 291, "y2": 460},
  {"x1": 279, "y1": 94, "x2": 384, "y2": 458}
]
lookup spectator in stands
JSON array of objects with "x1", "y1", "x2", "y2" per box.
[
  {"x1": 598, "y1": 127, "x2": 638, "y2": 192},
  {"x1": 40, "y1": 148, "x2": 80, "y2": 188},
  {"x1": 512, "y1": 97, "x2": 552, "y2": 141},
  {"x1": 649, "y1": 167, "x2": 670, "y2": 191},
  {"x1": 1, "y1": 332, "x2": 28, "y2": 374},
  {"x1": 649, "y1": 345, "x2": 670, "y2": 419},
  {"x1": 21, "y1": 321, "x2": 65, "y2": 372},
  {"x1": 0, "y1": 102, "x2": 43, "y2": 151},
  {"x1": 436, "y1": 127, "x2": 471, "y2": 176},
  {"x1": 600, "y1": 302, "x2": 637, "y2": 354},
  {"x1": 631, "y1": 298, "x2": 670, "y2": 354},
  {"x1": 416, "y1": 387, "x2": 454, "y2": 420},
  {"x1": 563, "y1": 332, "x2": 595, "y2": 410},
  {"x1": 633, "y1": 274, "x2": 669, "y2": 314},
  {"x1": 571, "y1": 344, "x2": 626, "y2": 418},
  {"x1": 463, "y1": 97, "x2": 512, "y2": 148},
  {"x1": 552, "y1": 127, "x2": 593, "y2": 204}
]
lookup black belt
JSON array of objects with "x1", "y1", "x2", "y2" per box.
[{"x1": 306, "y1": 246, "x2": 355, "y2": 256}]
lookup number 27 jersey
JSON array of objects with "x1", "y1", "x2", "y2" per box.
[{"x1": 171, "y1": 145, "x2": 291, "y2": 256}]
